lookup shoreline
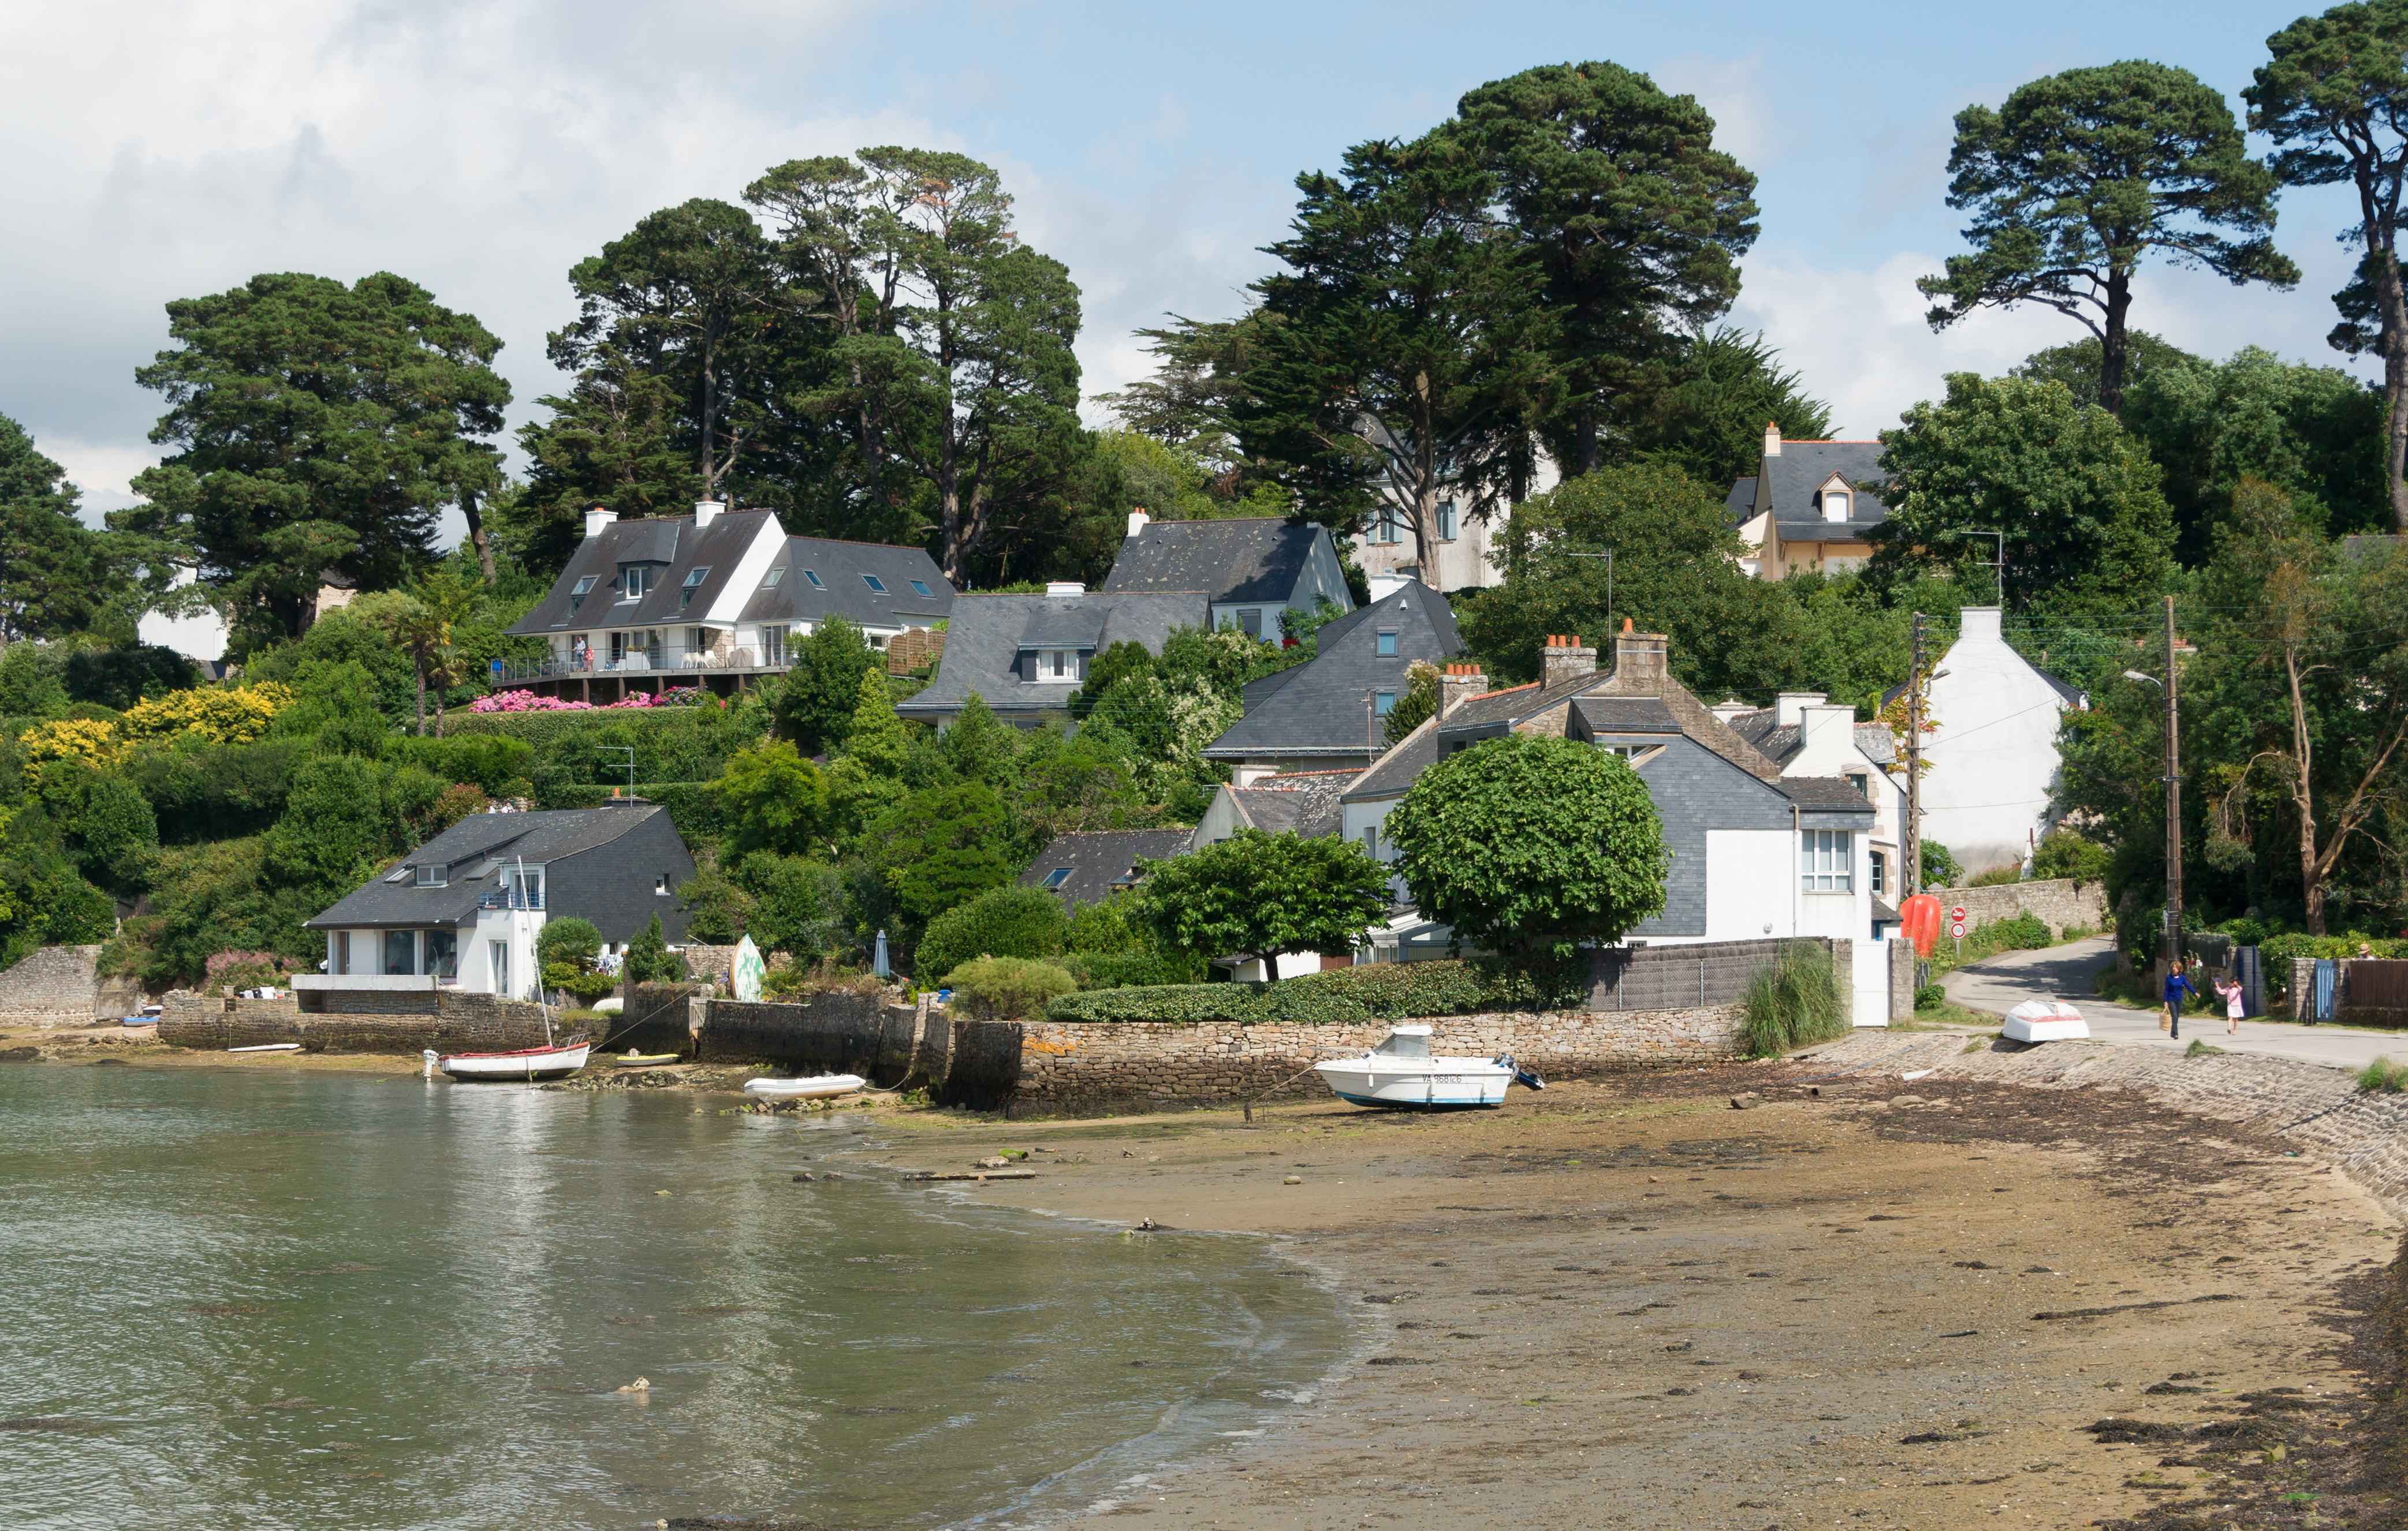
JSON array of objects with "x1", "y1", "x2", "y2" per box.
[{"x1": 17, "y1": 1022, "x2": 2408, "y2": 1529}]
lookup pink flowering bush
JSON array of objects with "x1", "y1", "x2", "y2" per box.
[
  {"x1": 470, "y1": 686, "x2": 715, "y2": 714},
  {"x1": 207, "y1": 949, "x2": 290, "y2": 994}
]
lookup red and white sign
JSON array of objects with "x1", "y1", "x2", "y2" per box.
[
  {"x1": 1950, "y1": 921, "x2": 1967, "y2": 939},
  {"x1": 1951, "y1": 906, "x2": 1967, "y2": 923}
]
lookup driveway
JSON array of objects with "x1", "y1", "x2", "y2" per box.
[{"x1": 1940, "y1": 933, "x2": 2407, "y2": 1074}]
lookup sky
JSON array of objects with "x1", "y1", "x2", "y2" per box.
[{"x1": 0, "y1": 0, "x2": 2383, "y2": 540}]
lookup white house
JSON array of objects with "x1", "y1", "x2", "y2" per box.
[
  {"x1": 1907, "y1": 607, "x2": 2088, "y2": 879},
  {"x1": 1715, "y1": 692, "x2": 1907, "y2": 908}
]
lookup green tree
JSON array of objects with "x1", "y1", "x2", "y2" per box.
[
  {"x1": 870, "y1": 781, "x2": 1012, "y2": 931},
  {"x1": 624, "y1": 910, "x2": 686, "y2": 984},
  {"x1": 735, "y1": 852, "x2": 846, "y2": 957},
  {"x1": 1383, "y1": 660, "x2": 1441, "y2": 747},
  {"x1": 1242, "y1": 130, "x2": 1555, "y2": 573},
  {"x1": 509, "y1": 349, "x2": 700, "y2": 580},
  {"x1": 2249, "y1": 1, "x2": 2408, "y2": 531},
  {"x1": 0, "y1": 412, "x2": 121, "y2": 640},
  {"x1": 537, "y1": 916, "x2": 609, "y2": 999},
  {"x1": 125, "y1": 272, "x2": 510, "y2": 636},
  {"x1": 1608, "y1": 327, "x2": 1831, "y2": 489},
  {"x1": 2010, "y1": 330, "x2": 2205, "y2": 412},
  {"x1": 1129, "y1": 828, "x2": 1390, "y2": 977},
  {"x1": 1460, "y1": 462, "x2": 1805, "y2": 695},
  {"x1": 259, "y1": 755, "x2": 399, "y2": 896},
  {"x1": 1451, "y1": 61, "x2": 1760, "y2": 474},
  {"x1": 1384, "y1": 734, "x2": 1668, "y2": 957},
  {"x1": 70, "y1": 774, "x2": 158, "y2": 893},
  {"x1": 1918, "y1": 62, "x2": 2299, "y2": 416},
  {"x1": 770, "y1": 616, "x2": 879, "y2": 755},
  {"x1": 1871, "y1": 373, "x2": 2175, "y2": 606},
  {"x1": 714, "y1": 741, "x2": 831, "y2": 859},
  {"x1": 914, "y1": 883, "x2": 1069, "y2": 983}
]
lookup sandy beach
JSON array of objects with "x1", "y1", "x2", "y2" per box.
[{"x1": 16, "y1": 1022, "x2": 2404, "y2": 1530}]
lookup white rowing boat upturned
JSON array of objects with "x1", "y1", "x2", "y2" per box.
[
  {"x1": 742, "y1": 1074, "x2": 868, "y2": 1101},
  {"x1": 438, "y1": 1037, "x2": 592, "y2": 1081}
]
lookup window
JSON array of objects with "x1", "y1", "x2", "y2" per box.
[
  {"x1": 1801, "y1": 829, "x2": 1853, "y2": 893},
  {"x1": 1846, "y1": 771, "x2": 1870, "y2": 801},
  {"x1": 1052, "y1": 650, "x2": 1071, "y2": 679},
  {"x1": 624, "y1": 566, "x2": 650, "y2": 600},
  {"x1": 570, "y1": 575, "x2": 597, "y2": 613},
  {"x1": 490, "y1": 940, "x2": 510, "y2": 998},
  {"x1": 414, "y1": 864, "x2": 446, "y2": 887},
  {"x1": 385, "y1": 929, "x2": 416, "y2": 976},
  {"x1": 1237, "y1": 609, "x2": 1262, "y2": 638},
  {"x1": 909, "y1": 579, "x2": 933, "y2": 598},
  {"x1": 1870, "y1": 849, "x2": 1888, "y2": 898},
  {"x1": 655, "y1": 874, "x2": 670, "y2": 895},
  {"x1": 681, "y1": 566, "x2": 710, "y2": 608},
  {"x1": 803, "y1": 569, "x2": 825, "y2": 589},
  {"x1": 1824, "y1": 491, "x2": 1851, "y2": 524},
  {"x1": 424, "y1": 929, "x2": 457, "y2": 981},
  {"x1": 1598, "y1": 744, "x2": 1648, "y2": 759},
  {"x1": 1376, "y1": 630, "x2": 1398, "y2": 657},
  {"x1": 1377, "y1": 506, "x2": 1401, "y2": 544},
  {"x1": 334, "y1": 931, "x2": 351, "y2": 976},
  {"x1": 761, "y1": 625, "x2": 788, "y2": 666},
  {"x1": 1362, "y1": 826, "x2": 1380, "y2": 858},
  {"x1": 760, "y1": 566, "x2": 785, "y2": 589},
  {"x1": 1042, "y1": 867, "x2": 1073, "y2": 890},
  {"x1": 862, "y1": 574, "x2": 888, "y2": 593},
  {"x1": 1374, "y1": 691, "x2": 1396, "y2": 716},
  {"x1": 1437, "y1": 500, "x2": 1458, "y2": 541}
]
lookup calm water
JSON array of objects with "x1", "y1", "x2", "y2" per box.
[{"x1": 0, "y1": 1063, "x2": 1356, "y2": 1530}]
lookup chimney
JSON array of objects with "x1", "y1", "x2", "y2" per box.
[
  {"x1": 1127, "y1": 507, "x2": 1151, "y2": 539},
  {"x1": 1773, "y1": 691, "x2": 1828, "y2": 727},
  {"x1": 1609, "y1": 619, "x2": 1668, "y2": 689},
  {"x1": 1045, "y1": 581, "x2": 1086, "y2": 598},
  {"x1": 1439, "y1": 662, "x2": 1488, "y2": 716},
  {"x1": 1541, "y1": 633, "x2": 1597, "y2": 688},
  {"x1": 693, "y1": 500, "x2": 724, "y2": 529},
  {"x1": 583, "y1": 506, "x2": 618, "y2": 540},
  {"x1": 1710, "y1": 697, "x2": 1753, "y2": 725},
  {"x1": 1957, "y1": 606, "x2": 2003, "y2": 644},
  {"x1": 1764, "y1": 420, "x2": 1783, "y2": 460}
]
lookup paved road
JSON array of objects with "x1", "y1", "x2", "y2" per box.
[{"x1": 1940, "y1": 933, "x2": 2406, "y2": 1073}]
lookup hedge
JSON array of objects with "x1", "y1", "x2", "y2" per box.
[
  {"x1": 2259, "y1": 933, "x2": 2407, "y2": 964},
  {"x1": 538, "y1": 781, "x2": 729, "y2": 846},
  {"x1": 1043, "y1": 958, "x2": 1581, "y2": 1026},
  {"x1": 444, "y1": 706, "x2": 728, "y2": 750}
]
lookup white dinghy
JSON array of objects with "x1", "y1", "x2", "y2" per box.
[
  {"x1": 1313, "y1": 1025, "x2": 1544, "y2": 1111},
  {"x1": 2001, "y1": 999, "x2": 2090, "y2": 1044},
  {"x1": 743, "y1": 1074, "x2": 869, "y2": 1101},
  {"x1": 438, "y1": 1037, "x2": 592, "y2": 1081}
]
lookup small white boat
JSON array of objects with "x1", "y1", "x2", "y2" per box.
[
  {"x1": 2001, "y1": 998, "x2": 2090, "y2": 1044},
  {"x1": 743, "y1": 1074, "x2": 868, "y2": 1101},
  {"x1": 228, "y1": 1042, "x2": 301, "y2": 1053},
  {"x1": 1313, "y1": 1025, "x2": 1543, "y2": 1110},
  {"x1": 439, "y1": 1037, "x2": 592, "y2": 1081}
]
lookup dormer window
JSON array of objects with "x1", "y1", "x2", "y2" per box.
[
  {"x1": 862, "y1": 574, "x2": 888, "y2": 593},
  {"x1": 570, "y1": 576, "x2": 597, "y2": 613},
  {"x1": 681, "y1": 566, "x2": 710, "y2": 609},
  {"x1": 803, "y1": 570, "x2": 824, "y2": 589},
  {"x1": 415, "y1": 864, "x2": 447, "y2": 887},
  {"x1": 1824, "y1": 490, "x2": 1851, "y2": 523},
  {"x1": 761, "y1": 567, "x2": 785, "y2": 589},
  {"x1": 623, "y1": 566, "x2": 650, "y2": 600}
]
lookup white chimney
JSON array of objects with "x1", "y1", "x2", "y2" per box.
[
  {"x1": 1773, "y1": 691, "x2": 1827, "y2": 727},
  {"x1": 1127, "y1": 507, "x2": 1151, "y2": 539},
  {"x1": 1710, "y1": 698, "x2": 1753, "y2": 725},
  {"x1": 1763, "y1": 420, "x2": 1782, "y2": 460},
  {"x1": 1956, "y1": 606, "x2": 2004, "y2": 644},
  {"x1": 583, "y1": 507, "x2": 618, "y2": 539},
  {"x1": 1792, "y1": 704, "x2": 1859, "y2": 776},
  {"x1": 693, "y1": 500, "x2": 724, "y2": 529},
  {"x1": 1045, "y1": 581, "x2": 1086, "y2": 598}
]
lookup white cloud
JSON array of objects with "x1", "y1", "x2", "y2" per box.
[{"x1": 1655, "y1": 50, "x2": 1780, "y2": 172}]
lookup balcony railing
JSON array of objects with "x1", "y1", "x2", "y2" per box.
[
  {"x1": 490, "y1": 641, "x2": 804, "y2": 686},
  {"x1": 478, "y1": 890, "x2": 544, "y2": 911}
]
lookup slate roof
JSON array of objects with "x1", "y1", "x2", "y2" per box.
[
  {"x1": 1776, "y1": 778, "x2": 1880, "y2": 817},
  {"x1": 1730, "y1": 441, "x2": 1893, "y2": 544},
  {"x1": 1725, "y1": 477, "x2": 1758, "y2": 524},
  {"x1": 1342, "y1": 715, "x2": 1440, "y2": 802},
  {"x1": 736, "y1": 537, "x2": 953, "y2": 629},
  {"x1": 1227, "y1": 772, "x2": 1351, "y2": 839},
  {"x1": 1724, "y1": 707, "x2": 1900, "y2": 771},
  {"x1": 509, "y1": 511, "x2": 780, "y2": 636},
  {"x1": 1202, "y1": 582, "x2": 1464, "y2": 760},
  {"x1": 895, "y1": 591, "x2": 1210, "y2": 720},
  {"x1": 304, "y1": 806, "x2": 670, "y2": 929},
  {"x1": 1017, "y1": 829, "x2": 1193, "y2": 907},
  {"x1": 1103, "y1": 517, "x2": 1330, "y2": 603},
  {"x1": 1573, "y1": 696, "x2": 1682, "y2": 735},
  {"x1": 1872, "y1": 897, "x2": 1900, "y2": 924}
]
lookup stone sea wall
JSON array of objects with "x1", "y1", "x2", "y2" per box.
[
  {"x1": 1924, "y1": 877, "x2": 2107, "y2": 938},
  {"x1": 164, "y1": 987, "x2": 553, "y2": 1053},
  {"x1": 0, "y1": 944, "x2": 102, "y2": 1028}
]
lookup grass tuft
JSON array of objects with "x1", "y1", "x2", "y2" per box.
[
  {"x1": 2356, "y1": 1056, "x2": 2408, "y2": 1093},
  {"x1": 1737, "y1": 943, "x2": 1850, "y2": 1059},
  {"x1": 2185, "y1": 1039, "x2": 2226, "y2": 1058}
]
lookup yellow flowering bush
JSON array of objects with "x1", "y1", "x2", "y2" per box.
[
  {"x1": 18, "y1": 718, "x2": 125, "y2": 768},
  {"x1": 120, "y1": 683, "x2": 295, "y2": 747}
]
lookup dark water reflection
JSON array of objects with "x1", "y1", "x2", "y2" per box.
[{"x1": 0, "y1": 1065, "x2": 1352, "y2": 1529}]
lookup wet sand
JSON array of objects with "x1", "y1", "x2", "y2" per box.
[{"x1": 873, "y1": 1060, "x2": 2404, "y2": 1531}]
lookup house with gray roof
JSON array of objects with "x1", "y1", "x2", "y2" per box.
[
  {"x1": 1017, "y1": 828, "x2": 1194, "y2": 908},
  {"x1": 1202, "y1": 582, "x2": 1464, "y2": 779},
  {"x1": 894, "y1": 587, "x2": 1210, "y2": 731},
  {"x1": 501, "y1": 502, "x2": 952, "y2": 701},
  {"x1": 1713, "y1": 693, "x2": 1906, "y2": 905},
  {"x1": 296, "y1": 803, "x2": 696, "y2": 1006},
  {"x1": 1103, "y1": 511, "x2": 1353, "y2": 640},
  {"x1": 1727, "y1": 423, "x2": 1892, "y2": 580}
]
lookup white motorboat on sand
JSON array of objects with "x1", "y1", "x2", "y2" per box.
[
  {"x1": 1313, "y1": 1025, "x2": 1544, "y2": 1110},
  {"x1": 439, "y1": 1037, "x2": 592, "y2": 1081},
  {"x1": 743, "y1": 1074, "x2": 869, "y2": 1101}
]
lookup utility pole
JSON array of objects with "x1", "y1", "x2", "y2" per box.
[
  {"x1": 1905, "y1": 612, "x2": 1925, "y2": 897},
  {"x1": 2163, "y1": 593, "x2": 2183, "y2": 987}
]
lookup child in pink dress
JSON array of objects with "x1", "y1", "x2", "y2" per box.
[{"x1": 2216, "y1": 977, "x2": 2245, "y2": 1036}]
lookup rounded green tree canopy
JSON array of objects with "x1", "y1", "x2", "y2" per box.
[{"x1": 1384, "y1": 733, "x2": 1667, "y2": 957}]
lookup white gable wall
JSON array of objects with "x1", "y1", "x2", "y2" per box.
[{"x1": 1921, "y1": 607, "x2": 2074, "y2": 879}]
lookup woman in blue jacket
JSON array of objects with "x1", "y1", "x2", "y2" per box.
[{"x1": 2163, "y1": 962, "x2": 2202, "y2": 1041}]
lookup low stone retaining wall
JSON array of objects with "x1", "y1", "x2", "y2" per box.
[
  {"x1": 0, "y1": 944, "x2": 102, "y2": 1028},
  {"x1": 1003, "y1": 1005, "x2": 1745, "y2": 1112},
  {"x1": 1925, "y1": 877, "x2": 2106, "y2": 938},
  {"x1": 165, "y1": 985, "x2": 554, "y2": 1054},
  {"x1": 2286, "y1": 958, "x2": 2408, "y2": 1028},
  {"x1": 1801, "y1": 1030, "x2": 2408, "y2": 1215}
]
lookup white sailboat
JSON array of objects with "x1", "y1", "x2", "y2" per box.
[
  {"x1": 1313, "y1": 1025, "x2": 1544, "y2": 1110},
  {"x1": 439, "y1": 854, "x2": 591, "y2": 1081}
]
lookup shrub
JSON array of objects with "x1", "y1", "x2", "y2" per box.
[
  {"x1": 1736, "y1": 943, "x2": 1848, "y2": 1058},
  {"x1": 1043, "y1": 958, "x2": 1581, "y2": 1025},
  {"x1": 2357, "y1": 1056, "x2": 2408, "y2": 1093},
  {"x1": 538, "y1": 917, "x2": 602, "y2": 971},
  {"x1": 381, "y1": 734, "x2": 536, "y2": 797},
  {"x1": 1996, "y1": 912, "x2": 2052, "y2": 950},
  {"x1": 947, "y1": 955, "x2": 1078, "y2": 1021},
  {"x1": 1914, "y1": 982, "x2": 1947, "y2": 1011},
  {"x1": 1967, "y1": 864, "x2": 2023, "y2": 887},
  {"x1": 624, "y1": 912, "x2": 687, "y2": 984},
  {"x1": 2031, "y1": 828, "x2": 2112, "y2": 885},
  {"x1": 762, "y1": 957, "x2": 884, "y2": 1000},
  {"x1": 1921, "y1": 842, "x2": 1962, "y2": 887},
  {"x1": 206, "y1": 948, "x2": 290, "y2": 994},
  {"x1": 915, "y1": 884, "x2": 1069, "y2": 984}
]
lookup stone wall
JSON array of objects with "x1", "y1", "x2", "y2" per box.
[
  {"x1": 1008, "y1": 1005, "x2": 1745, "y2": 1112},
  {"x1": 1925, "y1": 877, "x2": 2107, "y2": 938},
  {"x1": 1889, "y1": 939, "x2": 1916, "y2": 1022},
  {"x1": 2287, "y1": 957, "x2": 2408, "y2": 1028},
  {"x1": 167, "y1": 985, "x2": 556, "y2": 1053},
  {"x1": 0, "y1": 944, "x2": 102, "y2": 1028}
]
